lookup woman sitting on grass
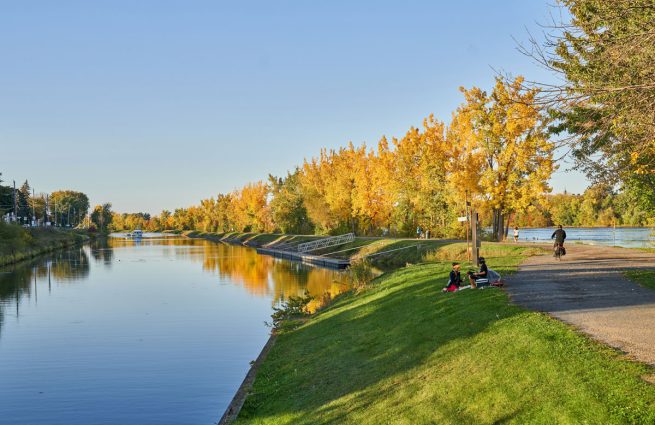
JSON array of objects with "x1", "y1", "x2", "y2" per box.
[
  {"x1": 468, "y1": 257, "x2": 489, "y2": 288},
  {"x1": 443, "y1": 263, "x2": 463, "y2": 292}
]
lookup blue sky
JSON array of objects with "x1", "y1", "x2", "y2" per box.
[{"x1": 0, "y1": 1, "x2": 586, "y2": 213}]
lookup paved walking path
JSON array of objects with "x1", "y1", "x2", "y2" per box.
[{"x1": 506, "y1": 244, "x2": 655, "y2": 366}]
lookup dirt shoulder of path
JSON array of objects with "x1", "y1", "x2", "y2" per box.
[{"x1": 506, "y1": 243, "x2": 655, "y2": 365}]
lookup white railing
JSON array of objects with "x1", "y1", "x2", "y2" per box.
[{"x1": 296, "y1": 233, "x2": 355, "y2": 253}]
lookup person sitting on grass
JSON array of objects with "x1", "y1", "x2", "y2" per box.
[
  {"x1": 443, "y1": 262, "x2": 463, "y2": 292},
  {"x1": 468, "y1": 257, "x2": 489, "y2": 288}
]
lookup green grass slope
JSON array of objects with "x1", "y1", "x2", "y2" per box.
[
  {"x1": 0, "y1": 223, "x2": 87, "y2": 267},
  {"x1": 236, "y1": 246, "x2": 655, "y2": 425}
]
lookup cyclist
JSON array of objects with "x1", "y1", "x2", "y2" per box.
[{"x1": 551, "y1": 225, "x2": 567, "y2": 257}]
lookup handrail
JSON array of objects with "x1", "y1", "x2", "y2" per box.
[{"x1": 297, "y1": 233, "x2": 355, "y2": 253}]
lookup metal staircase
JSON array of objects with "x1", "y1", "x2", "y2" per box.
[{"x1": 296, "y1": 233, "x2": 355, "y2": 253}]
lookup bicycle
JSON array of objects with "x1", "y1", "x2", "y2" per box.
[{"x1": 553, "y1": 243, "x2": 565, "y2": 260}]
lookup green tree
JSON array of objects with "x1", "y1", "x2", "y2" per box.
[
  {"x1": 90, "y1": 203, "x2": 113, "y2": 233},
  {"x1": 0, "y1": 173, "x2": 13, "y2": 218},
  {"x1": 269, "y1": 169, "x2": 313, "y2": 234},
  {"x1": 17, "y1": 180, "x2": 31, "y2": 223},
  {"x1": 533, "y1": 1, "x2": 655, "y2": 193},
  {"x1": 50, "y1": 190, "x2": 90, "y2": 227}
]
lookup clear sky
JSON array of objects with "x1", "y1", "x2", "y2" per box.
[{"x1": 0, "y1": 0, "x2": 586, "y2": 214}]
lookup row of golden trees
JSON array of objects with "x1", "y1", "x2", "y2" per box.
[{"x1": 119, "y1": 77, "x2": 555, "y2": 240}]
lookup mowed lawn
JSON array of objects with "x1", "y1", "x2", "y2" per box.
[{"x1": 236, "y1": 245, "x2": 655, "y2": 424}]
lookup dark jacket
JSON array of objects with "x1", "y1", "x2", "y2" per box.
[
  {"x1": 477, "y1": 263, "x2": 488, "y2": 278},
  {"x1": 449, "y1": 270, "x2": 462, "y2": 286},
  {"x1": 551, "y1": 229, "x2": 567, "y2": 244}
]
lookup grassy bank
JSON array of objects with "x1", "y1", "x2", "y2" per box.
[
  {"x1": 0, "y1": 223, "x2": 88, "y2": 267},
  {"x1": 235, "y1": 244, "x2": 655, "y2": 424}
]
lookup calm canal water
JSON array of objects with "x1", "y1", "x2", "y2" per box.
[
  {"x1": 0, "y1": 234, "x2": 347, "y2": 425},
  {"x1": 516, "y1": 227, "x2": 655, "y2": 248}
]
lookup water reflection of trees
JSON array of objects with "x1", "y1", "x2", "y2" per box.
[
  {"x1": 0, "y1": 247, "x2": 90, "y2": 334},
  {"x1": 182, "y1": 240, "x2": 350, "y2": 307},
  {"x1": 106, "y1": 235, "x2": 350, "y2": 308},
  {"x1": 90, "y1": 238, "x2": 114, "y2": 265}
]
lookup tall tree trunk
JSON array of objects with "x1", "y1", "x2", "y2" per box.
[
  {"x1": 492, "y1": 209, "x2": 501, "y2": 241},
  {"x1": 497, "y1": 211, "x2": 505, "y2": 242},
  {"x1": 504, "y1": 213, "x2": 512, "y2": 240}
]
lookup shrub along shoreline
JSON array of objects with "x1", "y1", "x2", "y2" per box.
[
  {"x1": 0, "y1": 224, "x2": 89, "y2": 267},
  {"x1": 214, "y1": 240, "x2": 655, "y2": 424}
]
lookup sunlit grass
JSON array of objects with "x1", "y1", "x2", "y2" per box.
[{"x1": 236, "y1": 245, "x2": 655, "y2": 424}]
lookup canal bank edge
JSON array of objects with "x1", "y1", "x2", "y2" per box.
[
  {"x1": 0, "y1": 227, "x2": 90, "y2": 268},
  {"x1": 218, "y1": 334, "x2": 278, "y2": 425}
]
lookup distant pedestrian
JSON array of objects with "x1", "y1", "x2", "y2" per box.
[
  {"x1": 513, "y1": 226, "x2": 519, "y2": 242},
  {"x1": 416, "y1": 225, "x2": 422, "y2": 239}
]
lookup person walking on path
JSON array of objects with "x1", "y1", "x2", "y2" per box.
[
  {"x1": 416, "y1": 225, "x2": 422, "y2": 239},
  {"x1": 513, "y1": 226, "x2": 519, "y2": 242}
]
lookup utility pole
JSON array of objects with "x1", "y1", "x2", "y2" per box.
[
  {"x1": 32, "y1": 188, "x2": 36, "y2": 226},
  {"x1": 45, "y1": 194, "x2": 49, "y2": 226},
  {"x1": 12, "y1": 180, "x2": 16, "y2": 222}
]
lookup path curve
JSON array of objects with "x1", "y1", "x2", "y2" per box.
[{"x1": 506, "y1": 244, "x2": 655, "y2": 366}]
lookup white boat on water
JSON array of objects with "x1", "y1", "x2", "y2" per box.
[{"x1": 133, "y1": 229, "x2": 143, "y2": 238}]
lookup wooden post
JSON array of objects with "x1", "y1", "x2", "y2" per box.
[
  {"x1": 465, "y1": 195, "x2": 471, "y2": 261},
  {"x1": 471, "y1": 211, "x2": 479, "y2": 266}
]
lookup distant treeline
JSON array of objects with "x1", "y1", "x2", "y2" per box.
[
  {"x1": 514, "y1": 185, "x2": 652, "y2": 228},
  {"x1": 0, "y1": 173, "x2": 117, "y2": 235},
  {"x1": 0, "y1": 176, "x2": 89, "y2": 227}
]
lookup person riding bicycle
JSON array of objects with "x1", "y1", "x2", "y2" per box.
[{"x1": 551, "y1": 225, "x2": 567, "y2": 257}]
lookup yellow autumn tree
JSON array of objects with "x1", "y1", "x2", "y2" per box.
[
  {"x1": 449, "y1": 76, "x2": 555, "y2": 240},
  {"x1": 299, "y1": 151, "x2": 337, "y2": 232},
  {"x1": 352, "y1": 138, "x2": 395, "y2": 234},
  {"x1": 231, "y1": 181, "x2": 271, "y2": 232}
]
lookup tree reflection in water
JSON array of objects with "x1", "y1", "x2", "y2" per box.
[
  {"x1": 1, "y1": 236, "x2": 350, "y2": 336},
  {"x1": 198, "y1": 240, "x2": 350, "y2": 311},
  {"x1": 0, "y1": 247, "x2": 90, "y2": 334},
  {"x1": 90, "y1": 237, "x2": 114, "y2": 265},
  {"x1": 107, "y1": 236, "x2": 350, "y2": 312}
]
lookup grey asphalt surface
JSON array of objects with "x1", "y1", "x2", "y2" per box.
[{"x1": 506, "y1": 243, "x2": 655, "y2": 365}]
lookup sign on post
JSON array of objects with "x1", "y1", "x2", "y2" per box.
[{"x1": 457, "y1": 216, "x2": 467, "y2": 222}]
